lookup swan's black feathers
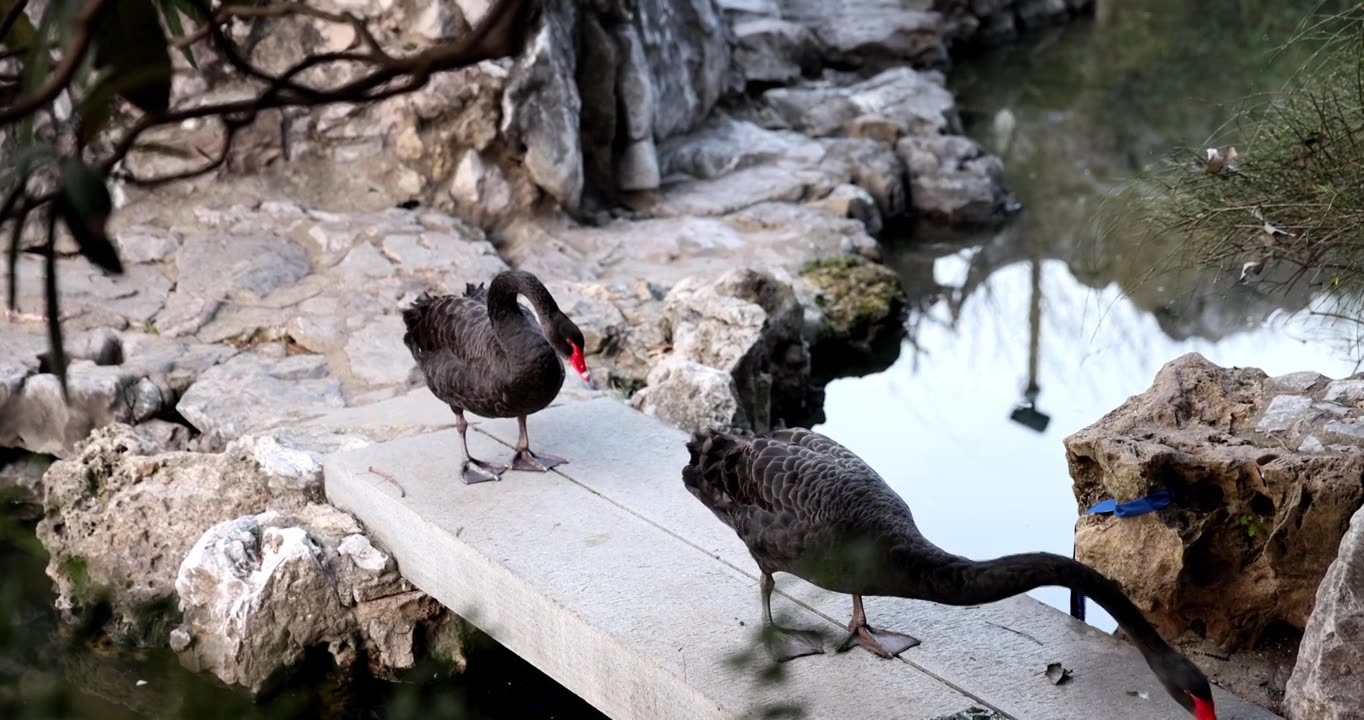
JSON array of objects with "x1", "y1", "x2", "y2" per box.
[
  {"x1": 683, "y1": 428, "x2": 917, "y2": 584},
  {"x1": 683, "y1": 427, "x2": 1219, "y2": 717},
  {"x1": 401, "y1": 271, "x2": 565, "y2": 419}
]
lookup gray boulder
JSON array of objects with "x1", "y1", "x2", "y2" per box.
[{"x1": 1284, "y1": 504, "x2": 1364, "y2": 720}]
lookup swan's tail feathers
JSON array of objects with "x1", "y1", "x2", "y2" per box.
[
  {"x1": 682, "y1": 429, "x2": 748, "y2": 514},
  {"x1": 463, "y1": 282, "x2": 489, "y2": 302},
  {"x1": 401, "y1": 291, "x2": 438, "y2": 354}
]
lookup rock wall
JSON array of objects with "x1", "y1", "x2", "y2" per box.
[
  {"x1": 1066, "y1": 353, "x2": 1364, "y2": 710},
  {"x1": 1283, "y1": 504, "x2": 1364, "y2": 720}
]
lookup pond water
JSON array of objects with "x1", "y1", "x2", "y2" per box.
[{"x1": 815, "y1": 0, "x2": 1361, "y2": 631}]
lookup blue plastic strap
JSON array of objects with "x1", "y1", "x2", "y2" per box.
[{"x1": 1085, "y1": 490, "x2": 1171, "y2": 518}]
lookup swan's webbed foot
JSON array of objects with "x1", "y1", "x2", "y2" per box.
[
  {"x1": 510, "y1": 448, "x2": 567, "y2": 473},
  {"x1": 762, "y1": 624, "x2": 825, "y2": 663},
  {"x1": 837, "y1": 625, "x2": 920, "y2": 658},
  {"x1": 460, "y1": 459, "x2": 508, "y2": 484}
]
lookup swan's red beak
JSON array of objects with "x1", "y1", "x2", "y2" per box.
[
  {"x1": 1189, "y1": 693, "x2": 1216, "y2": 720},
  {"x1": 568, "y1": 342, "x2": 590, "y2": 383}
]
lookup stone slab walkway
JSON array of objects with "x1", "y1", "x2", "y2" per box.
[{"x1": 323, "y1": 397, "x2": 1281, "y2": 720}]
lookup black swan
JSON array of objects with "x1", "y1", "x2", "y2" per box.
[
  {"x1": 682, "y1": 428, "x2": 1217, "y2": 720},
  {"x1": 401, "y1": 270, "x2": 590, "y2": 484}
]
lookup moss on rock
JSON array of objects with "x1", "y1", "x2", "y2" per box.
[{"x1": 799, "y1": 254, "x2": 905, "y2": 344}]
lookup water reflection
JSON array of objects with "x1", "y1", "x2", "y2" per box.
[{"x1": 814, "y1": 0, "x2": 1363, "y2": 631}]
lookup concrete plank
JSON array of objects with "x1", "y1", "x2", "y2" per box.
[
  {"x1": 325, "y1": 424, "x2": 980, "y2": 720},
  {"x1": 466, "y1": 398, "x2": 1281, "y2": 720}
]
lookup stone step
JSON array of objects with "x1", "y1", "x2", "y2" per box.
[{"x1": 323, "y1": 396, "x2": 1281, "y2": 720}]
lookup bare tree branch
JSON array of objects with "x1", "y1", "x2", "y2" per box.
[{"x1": 0, "y1": 0, "x2": 106, "y2": 124}]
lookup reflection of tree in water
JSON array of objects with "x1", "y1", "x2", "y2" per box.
[{"x1": 915, "y1": 0, "x2": 1356, "y2": 351}]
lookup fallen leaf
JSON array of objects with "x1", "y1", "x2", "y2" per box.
[{"x1": 1045, "y1": 662, "x2": 1073, "y2": 685}]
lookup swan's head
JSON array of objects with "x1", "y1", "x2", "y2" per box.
[
  {"x1": 1157, "y1": 652, "x2": 1216, "y2": 719},
  {"x1": 550, "y1": 315, "x2": 590, "y2": 383}
]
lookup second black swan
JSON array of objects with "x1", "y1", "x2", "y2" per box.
[
  {"x1": 402, "y1": 269, "x2": 590, "y2": 484},
  {"x1": 682, "y1": 427, "x2": 1217, "y2": 720}
]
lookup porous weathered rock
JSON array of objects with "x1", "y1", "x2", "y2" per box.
[
  {"x1": 1066, "y1": 354, "x2": 1364, "y2": 655},
  {"x1": 631, "y1": 357, "x2": 744, "y2": 432},
  {"x1": 173, "y1": 504, "x2": 461, "y2": 694},
  {"x1": 34, "y1": 425, "x2": 320, "y2": 642},
  {"x1": 655, "y1": 269, "x2": 812, "y2": 431},
  {"x1": 1283, "y1": 504, "x2": 1364, "y2": 720}
]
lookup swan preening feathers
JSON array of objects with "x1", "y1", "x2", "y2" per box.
[
  {"x1": 404, "y1": 268, "x2": 1217, "y2": 719},
  {"x1": 682, "y1": 427, "x2": 1218, "y2": 720},
  {"x1": 402, "y1": 270, "x2": 589, "y2": 484}
]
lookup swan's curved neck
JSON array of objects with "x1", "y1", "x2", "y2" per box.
[
  {"x1": 908, "y1": 551, "x2": 1175, "y2": 663},
  {"x1": 486, "y1": 270, "x2": 560, "y2": 341}
]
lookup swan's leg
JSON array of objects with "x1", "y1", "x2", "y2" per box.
[
  {"x1": 836, "y1": 594, "x2": 920, "y2": 658},
  {"x1": 759, "y1": 572, "x2": 824, "y2": 662},
  {"x1": 509, "y1": 415, "x2": 567, "y2": 472},
  {"x1": 454, "y1": 409, "x2": 506, "y2": 484}
]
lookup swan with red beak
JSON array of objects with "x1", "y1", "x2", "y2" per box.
[{"x1": 402, "y1": 270, "x2": 590, "y2": 484}]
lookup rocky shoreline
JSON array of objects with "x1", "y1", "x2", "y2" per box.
[{"x1": 35, "y1": 0, "x2": 1364, "y2": 712}]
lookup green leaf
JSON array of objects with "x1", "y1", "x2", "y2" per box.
[
  {"x1": 155, "y1": 0, "x2": 196, "y2": 69},
  {"x1": 91, "y1": 0, "x2": 173, "y2": 115},
  {"x1": 56, "y1": 158, "x2": 122, "y2": 274},
  {"x1": 77, "y1": 63, "x2": 176, "y2": 144},
  {"x1": 43, "y1": 210, "x2": 67, "y2": 400},
  {"x1": 0, "y1": 0, "x2": 37, "y2": 48}
]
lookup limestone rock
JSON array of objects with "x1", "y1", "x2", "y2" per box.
[
  {"x1": 655, "y1": 117, "x2": 905, "y2": 226},
  {"x1": 1066, "y1": 354, "x2": 1364, "y2": 653},
  {"x1": 897, "y1": 134, "x2": 1020, "y2": 225},
  {"x1": 501, "y1": 201, "x2": 878, "y2": 289},
  {"x1": 35, "y1": 424, "x2": 318, "y2": 643},
  {"x1": 657, "y1": 269, "x2": 812, "y2": 431},
  {"x1": 777, "y1": 0, "x2": 947, "y2": 69},
  {"x1": 6, "y1": 254, "x2": 172, "y2": 331},
  {"x1": 631, "y1": 358, "x2": 744, "y2": 432},
  {"x1": 762, "y1": 67, "x2": 958, "y2": 140},
  {"x1": 503, "y1": 0, "x2": 584, "y2": 209},
  {"x1": 157, "y1": 232, "x2": 311, "y2": 338},
  {"x1": 173, "y1": 503, "x2": 459, "y2": 694},
  {"x1": 798, "y1": 254, "x2": 905, "y2": 349},
  {"x1": 1283, "y1": 504, "x2": 1364, "y2": 720},
  {"x1": 173, "y1": 512, "x2": 352, "y2": 694},
  {"x1": 114, "y1": 225, "x2": 182, "y2": 264},
  {"x1": 0, "y1": 361, "x2": 164, "y2": 458},
  {"x1": 732, "y1": 17, "x2": 822, "y2": 86},
  {"x1": 344, "y1": 314, "x2": 416, "y2": 388},
  {"x1": 0, "y1": 450, "x2": 50, "y2": 506},
  {"x1": 176, "y1": 352, "x2": 346, "y2": 447},
  {"x1": 633, "y1": 0, "x2": 734, "y2": 140}
]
